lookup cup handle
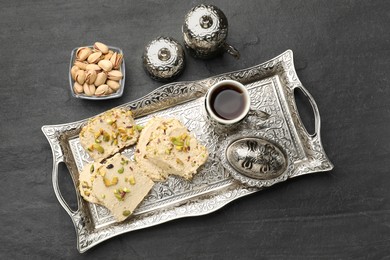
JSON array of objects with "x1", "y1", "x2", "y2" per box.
[
  {"x1": 222, "y1": 42, "x2": 240, "y2": 59},
  {"x1": 247, "y1": 109, "x2": 270, "y2": 121}
]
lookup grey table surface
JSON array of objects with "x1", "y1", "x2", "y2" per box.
[{"x1": 1, "y1": 0, "x2": 389, "y2": 259}]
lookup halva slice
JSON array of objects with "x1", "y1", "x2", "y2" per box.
[
  {"x1": 135, "y1": 117, "x2": 208, "y2": 181},
  {"x1": 79, "y1": 108, "x2": 140, "y2": 162},
  {"x1": 134, "y1": 117, "x2": 170, "y2": 181},
  {"x1": 79, "y1": 162, "x2": 101, "y2": 204},
  {"x1": 91, "y1": 154, "x2": 154, "y2": 222}
]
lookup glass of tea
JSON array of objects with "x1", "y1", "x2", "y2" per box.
[{"x1": 205, "y1": 80, "x2": 251, "y2": 126}]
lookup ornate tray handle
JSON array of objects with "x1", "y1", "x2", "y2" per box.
[{"x1": 295, "y1": 84, "x2": 321, "y2": 138}]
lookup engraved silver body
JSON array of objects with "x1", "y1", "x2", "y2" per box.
[
  {"x1": 142, "y1": 36, "x2": 185, "y2": 81},
  {"x1": 42, "y1": 50, "x2": 333, "y2": 253},
  {"x1": 182, "y1": 4, "x2": 240, "y2": 59},
  {"x1": 225, "y1": 136, "x2": 288, "y2": 182}
]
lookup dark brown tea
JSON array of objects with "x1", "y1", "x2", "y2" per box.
[{"x1": 209, "y1": 84, "x2": 246, "y2": 120}]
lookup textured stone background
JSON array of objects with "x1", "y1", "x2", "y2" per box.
[{"x1": 1, "y1": 0, "x2": 389, "y2": 259}]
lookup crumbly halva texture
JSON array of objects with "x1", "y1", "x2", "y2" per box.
[
  {"x1": 79, "y1": 161, "x2": 102, "y2": 204},
  {"x1": 79, "y1": 108, "x2": 140, "y2": 162},
  {"x1": 91, "y1": 154, "x2": 154, "y2": 222},
  {"x1": 135, "y1": 117, "x2": 208, "y2": 181}
]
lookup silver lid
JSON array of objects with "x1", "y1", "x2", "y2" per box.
[
  {"x1": 183, "y1": 4, "x2": 239, "y2": 59},
  {"x1": 142, "y1": 36, "x2": 185, "y2": 82}
]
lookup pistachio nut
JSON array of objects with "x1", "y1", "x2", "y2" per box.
[
  {"x1": 85, "y1": 70, "x2": 97, "y2": 84},
  {"x1": 73, "y1": 82, "x2": 84, "y2": 94},
  {"x1": 87, "y1": 51, "x2": 102, "y2": 64},
  {"x1": 98, "y1": 60, "x2": 113, "y2": 72},
  {"x1": 106, "y1": 80, "x2": 120, "y2": 91},
  {"x1": 83, "y1": 83, "x2": 96, "y2": 96},
  {"x1": 104, "y1": 50, "x2": 114, "y2": 60},
  {"x1": 86, "y1": 64, "x2": 102, "y2": 71},
  {"x1": 75, "y1": 70, "x2": 86, "y2": 85},
  {"x1": 70, "y1": 65, "x2": 79, "y2": 80},
  {"x1": 106, "y1": 86, "x2": 114, "y2": 95},
  {"x1": 113, "y1": 54, "x2": 123, "y2": 70},
  {"x1": 76, "y1": 47, "x2": 92, "y2": 62},
  {"x1": 74, "y1": 61, "x2": 88, "y2": 70},
  {"x1": 95, "y1": 84, "x2": 109, "y2": 96},
  {"x1": 109, "y1": 52, "x2": 117, "y2": 66},
  {"x1": 107, "y1": 70, "x2": 123, "y2": 81},
  {"x1": 94, "y1": 42, "x2": 109, "y2": 54},
  {"x1": 94, "y1": 71, "x2": 107, "y2": 86}
]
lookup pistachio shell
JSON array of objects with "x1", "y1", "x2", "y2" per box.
[
  {"x1": 104, "y1": 50, "x2": 114, "y2": 60},
  {"x1": 106, "y1": 80, "x2": 120, "y2": 91},
  {"x1": 86, "y1": 64, "x2": 101, "y2": 71},
  {"x1": 94, "y1": 71, "x2": 107, "y2": 86},
  {"x1": 75, "y1": 70, "x2": 86, "y2": 85},
  {"x1": 95, "y1": 84, "x2": 109, "y2": 96},
  {"x1": 94, "y1": 42, "x2": 109, "y2": 54},
  {"x1": 73, "y1": 82, "x2": 84, "y2": 94},
  {"x1": 113, "y1": 54, "x2": 123, "y2": 70},
  {"x1": 98, "y1": 60, "x2": 113, "y2": 72},
  {"x1": 109, "y1": 52, "x2": 117, "y2": 66},
  {"x1": 74, "y1": 61, "x2": 88, "y2": 70},
  {"x1": 76, "y1": 47, "x2": 92, "y2": 61},
  {"x1": 85, "y1": 70, "x2": 97, "y2": 84},
  {"x1": 106, "y1": 86, "x2": 114, "y2": 94},
  {"x1": 87, "y1": 51, "x2": 102, "y2": 64},
  {"x1": 70, "y1": 66, "x2": 79, "y2": 80},
  {"x1": 83, "y1": 83, "x2": 96, "y2": 96},
  {"x1": 107, "y1": 70, "x2": 123, "y2": 81}
]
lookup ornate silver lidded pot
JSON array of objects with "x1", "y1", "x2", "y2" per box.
[
  {"x1": 142, "y1": 36, "x2": 185, "y2": 82},
  {"x1": 182, "y1": 4, "x2": 240, "y2": 59}
]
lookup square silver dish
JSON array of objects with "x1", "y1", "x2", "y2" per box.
[
  {"x1": 69, "y1": 45, "x2": 125, "y2": 100},
  {"x1": 43, "y1": 50, "x2": 333, "y2": 253}
]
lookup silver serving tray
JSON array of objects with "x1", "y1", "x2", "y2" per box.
[{"x1": 42, "y1": 50, "x2": 333, "y2": 253}]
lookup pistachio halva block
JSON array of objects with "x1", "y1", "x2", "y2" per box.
[
  {"x1": 91, "y1": 154, "x2": 154, "y2": 222},
  {"x1": 135, "y1": 117, "x2": 208, "y2": 181},
  {"x1": 79, "y1": 108, "x2": 140, "y2": 162}
]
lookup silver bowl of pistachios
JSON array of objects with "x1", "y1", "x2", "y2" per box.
[{"x1": 69, "y1": 42, "x2": 125, "y2": 100}]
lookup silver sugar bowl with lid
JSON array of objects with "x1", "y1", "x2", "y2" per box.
[
  {"x1": 182, "y1": 4, "x2": 240, "y2": 59},
  {"x1": 142, "y1": 36, "x2": 185, "y2": 82}
]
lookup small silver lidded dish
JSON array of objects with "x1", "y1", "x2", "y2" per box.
[
  {"x1": 182, "y1": 4, "x2": 240, "y2": 59},
  {"x1": 220, "y1": 131, "x2": 292, "y2": 188},
  {"x1": 142, "y1": 36, "x2": 186, "y2": 82}
]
